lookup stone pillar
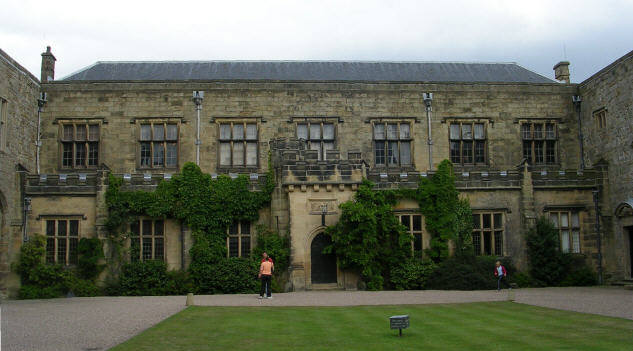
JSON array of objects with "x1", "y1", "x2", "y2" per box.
[{"x1": 40, "y1": 46, "x2": 56, "y2": 83}]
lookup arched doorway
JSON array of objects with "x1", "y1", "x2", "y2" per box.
[{"x1": 310, "y1": 233, "x2": 337, "y2": 284}]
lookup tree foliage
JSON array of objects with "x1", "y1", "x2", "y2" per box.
[{"x1": 526, "y1": 216, "x2": 568, "y2": 286}]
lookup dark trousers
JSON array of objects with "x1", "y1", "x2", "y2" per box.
[
  {"x1": 260, "y1": 275, "x2": 272, "y2": 297},
  {"x1": 497, "y1": 275, "x2": 510, "y2": 290}
]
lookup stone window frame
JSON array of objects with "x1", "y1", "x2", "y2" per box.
[
  {"x1": 43, "y1": 217, "x2": 81, "y2": 265},
  {"x1": 0, "y1": 97, "x2": 7, "y2": 152},
  {"x1": 372, "y1": 120, "x2": 413, "y2": 168},
  {"x1": 295, "y1": 120, "x2": 337, "y2": 161},
  {"x1": 448, "y1": 120, "x2": 488, "y2": 166},
  {"x1": 217, "y1": 120, "x2": 259, "y2": 170},
  {"x1": 129, "y1": 218, "x2": 165, "y2": 262},
  {"x1": 395, "y1": 212, "x2": 425, "y2": 257},
  {"x1": 226, "y1": 220, "x2": 251, "y2": 258},
  {"x1": 548, "y1": 210, "x2": 582, "y2": 254},
  {"x1": 520, "y1": 121, "x2": 558, "y2": 165},
  {"x1": 593, "y1": 108, "x2": 607, "y2": 129},
  {"x1": 136, "y1": 120, "x2": 180, "y2": 170},
  {"x1": 472, "y1": 211, "x2": 505, "y2": 256},
  {"x1": 59, "y1": 122, "x2": 101, "y2": 170}
]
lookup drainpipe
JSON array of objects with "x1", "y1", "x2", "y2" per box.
[
  {"x1": 423, "y1": 93, "x2": 434, "y2": 170},
  {"x1": 192, "y1": 91, "x2": 204, "y2": 166},
  {"x1": 36, "y1": 92, "x2": 47, "y2": 175},
  {"x1": 592, "y1": 189, "x2": 603, "y2": 285},
  {"x1": 573, "y1": 95, "x2": 585, "y2": 170}
]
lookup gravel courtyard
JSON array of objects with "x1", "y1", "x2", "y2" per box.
[{"x1": 2, "y1": 287, "x2": 631, "y2": 351}]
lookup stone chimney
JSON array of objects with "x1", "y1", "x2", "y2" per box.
[
  {"x1": 553, "y1": 61, "x2": 570, "y2": 84},
  {"x1": 41, "y1": 46, "x2": 56, "y2": 83}
]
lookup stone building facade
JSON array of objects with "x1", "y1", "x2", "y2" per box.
[
  {"x1": 579, "y1": 50, "x2": 633, "y2": 280},
  {"x1": 0, "y1": 49, "x2": 40, "y2": 297},
  {"x1": 1, "y1": 47, "x2": 632, "y2": 295}
]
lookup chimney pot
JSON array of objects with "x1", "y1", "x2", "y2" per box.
[{"x1": 553, "y1": 61, "x2": 570, "y2": 84}]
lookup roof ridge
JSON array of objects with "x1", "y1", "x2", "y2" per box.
[{"x1": 88, "y1": 59, "x2": 520, "y2": 65}]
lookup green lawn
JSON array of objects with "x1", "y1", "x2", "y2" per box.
[{"x1": 110, "y1": 302, "x2": 633, "y2": 351}]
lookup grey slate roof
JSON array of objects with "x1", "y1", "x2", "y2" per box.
[{"x1": 61, "y1": 61, "x2": 555, "y2": 83}]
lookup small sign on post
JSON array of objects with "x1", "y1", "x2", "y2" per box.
[{"x1": 389, "y1": 315, "x2": 409, "y2": 337}]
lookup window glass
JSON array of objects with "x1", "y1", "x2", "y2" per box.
[
  {"x1": 246, "y1": 124, "x2": 257, "y2": 140},
  {"x1": 521, "y1": 124, "x2": 531, "y2": 140},
  {"x1": 571, "y1": 213, "x2": 580, "y2": 227},
  {"x1": 153, "y1": 124, "x2": 164, "y2": 141},
  {"x1": 375, "y1": 141, "x2": 385, "y2": 165},
  {"x1": 545, "y1": 123, "x2": 556, "y2": 139},
  {"x1": 494, "y1": 214, "x2": 502, "y2": 229},
  {"x1": 229, "y1": 221, "x2": 239, "y2": 235},
  {"x1": 166, "y1": 124, "x2": 178, "y2": 141},
  {"x1": 399, "y1": 124, "x2": 410, "y2": 139},
  {"x1": 75, "y1": 125, "x2": 86, "y2": 141},
  {"x1": 461, "y1": 124, "x2": 472, "y2": 140},
  {"x1": 400, "y1": 141, "x2": 411, "y2": 165},
  {"x1": 219, "y1": 143, "x2": 231, "y2": 166},
  {"x1": 561, "y1": 230, "x2": 570, "y2": 253},
  {"x1": 153, "y1": 143, "x2": 164, "y2": 166},
  {"x1": 154, "y1": 220, "x2": 164, "y2": 236},
  {"x1": 246, "y1": 142, "x2": 258, "y2": 166},
  {"x1": 140, "y1": 125, "x2": 151, "y2": 141},
  {"x1": 412, "y1": 215, "x2": 422, "y2": 231},
  {"x1": 474, "y1": 123, "x2": 485, "y2": 139},
  {"x1": 400, "y1": 215, "x2": 410, "y2": 229},
  {"x1": 166, "y1": 143, "x2": 178, "y2": 167},
  {"x1": 387, "y1": 141, "x2": 398, "y2": 165},
  {"x1": 387, "y1": 124, "x2": 398, "y2": 139},
  {"x1": 63, "y1": 125, "x2": 74, "y2": 140},
  {"x1": 374, "y1": 124, "x2": 385, "y2": 140},
  {"x1": 220, "y1": 124, "x2": 231, "y2": 139},
  {"x1": 140, "y1": 142, "x2": 151, "y2": 167},
  {"x1": 233, "y1": 124, "x2": 244, "y2": 140},
  {"x1": 323, "y1": 123, "x2": 335, "y2": 140},
  {"x1": 462, "y1": 141, "x2": 473, "y2": 163},
  {"x1": 58, "y1": 220, "x2": 67, "y2": 235},
  {"x1": 232, "y1": 142, "x2": 244, "y2": 166},
  {"x1": 533, "y1": 124, "x2": 543, "y2": 139},
  {"x1": 572, "y1": 231, "x2": 580, "y2": 253},
  {"x1": 550, "y1": 213, "x2": 559, "y2": 227},
  {"x1": 560, "y1": 213, "x2": 569, "y2": 227},
  {"x1": 75, "y1": 144, "x2": 85, "y2": 166},
  {"x1": 46, "y1": 220, "x2": 55, "y2": 236},
  {"x1": 69, "y1": 220, "x2": 79, "y2": 236},
  {"x1": 482, "y1": 214, "x2": 491, "y2": 228},
  {"x1": 88, "y1": 125, "x2": 99, "y2": 141},
  {"x1": 323, "y1": 142, "x2": 334, "y2": 159},
  {"x1": 310, "y1": 124, "x2": 321, "y2": 139},
  {"x1": 297, "y1": 124, "x2": 308, "y2": 139},
  {"x1": 450, "y1": 124, "x2": 460, "y2": 140}
]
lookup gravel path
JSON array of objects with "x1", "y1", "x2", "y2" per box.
[{"x1": 1, "y1": 287, "x2": 630, "y2": 351}]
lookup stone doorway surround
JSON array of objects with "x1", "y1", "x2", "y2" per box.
[{"x1": 615, "y1": 199, "x2": 633, "y2": 279}]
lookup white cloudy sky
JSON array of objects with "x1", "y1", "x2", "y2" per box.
[{"x1": 2, "y1": 0, "x2": 632, "y2": 83}]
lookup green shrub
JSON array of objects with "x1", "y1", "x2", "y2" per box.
[
  {"x1": 77, "y1": 238, "x2": 105, "y2": 280},
  {"x1": 526, "y1": 217, "x2": 568, "y2": 286},
  {"x1": 13, "y1": 235, "x2": 47, "y2": 284},
  {"x1": 164, "y1": 270, "x2": 195, "y2": 295},
  {"x1": 511, "y1": 271, "x2": 534, "y2": 288},
  {"x1": 192, "y1": 257, "x2": 259, "y2": 294},
  {"x1": 19, "y1": 284, "x2": 64, "y2": 299},
  {"x1": 426, "y1": 256, "x2": 518, "y2": 290},
  {"x1": 560, "y1": 266, "x2": 596, "y2": 286},
  {"x1": 119, "y1": 260, "x2": 170, "y2": 296},
  {"x1": 66, "y1": 274, "x2": 102, "y2": 297},
  {"x1": 390, "y1": 258, "x2": 436, "y2": 290}
]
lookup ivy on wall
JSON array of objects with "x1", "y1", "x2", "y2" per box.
[{"x1": 104, "y1": 161, "x2": 276, "y2": 291}]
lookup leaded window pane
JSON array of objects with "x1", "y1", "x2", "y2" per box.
[
  {"x1": 399, "y1": 124, "x2": 410, "y2": 139},
  {"x1": 46, "y1": 238, "x2": 55, "y2": 263},
  {"x1": 472, "y1": 214, "x2": 480, "y2": 229},
  {"x1": 310, "y1": 124, "x2": 320, "y2": 140},
  {"x1": 246, "y1": 124, "x2": 257, "y2": 140},
  {"x1": 241, "y1": 237, "x2": 251, "y2": 258},
  {"x1": 561, "y1": 230, "x2": 570, "y2": 253},
  {"x1": 323, "y1": 141, "x2": 334, "y2": 160},
  {"x1": 63, "y1": 125, "x2": 74, "y2": 141},
  {"x1": 46, "y1": 220, "x2": 55, "y2": 236},
  {"x1": 523, "y1": 141, "x2": 532, "y2": 164},
  {"x1": 154, "y1": 238, "x2": 164, "y2": 260},
  {"x1": 546, "y1": 123, "x2": 556, "y2": 139},
  {"x1": 241, "y1": 222, "x2": 251, "y2": 234},
  {"x1": 62, "y1": 143, "x2": 73, "y2": 167},
  {"x1": 69, "y1": 238, "x2": 78, "y2": 264},
  {"x1": 140, "y1": 125, "x2": 151, "y2": 140},
  {"x1": 142, "y1": 220, "x2": 152, "y2": 236},
  {"x1": 375, "y1": 141, "x2": 385, "y2": 165},
  {"x1": 297, "y1": 124, "x2": 308, "y2": 140},
  {"x1": 166, "y1": 143, "x2": 177, "y2": 167},
  {"x1": 387, "y1": 124, "x2": 398, "y2": 140},
  {"x1": 494, "y1": 214, "x2": 502, "y2": 229},
  {"x1": 474, "y1": 123, "x2": 485, "y2": 139},
  {"x1": 550, "y1": 213, "x2": 559, "y2": 227},
  {"x1": 246, "y1": 142, "x2": 258, "y2": 166},
  {"x1": 571, "y1": 213, "x2": 580, "y2": 228},
  {"x1": 88, "y1": 125, "x2": 100, "y2": 141},
  {"x1": 450, "y1": 141, "x2": 461, "y2": 164},
  {"x1": 534, "y1": 141, "x2": 544, "y2": 164},
  {"x1": 142, "y1": 238, "x2": 152, "y2": 260},
  {"x1": 534, "y1": 124, "x2": 543, "y2": 139},
  {"x1": 323, "y1": 123, "x2": 335, "y2": 140},
  {"x1": 232, "y1": 142, "x2": 244, "y2": 166},
  {"x1": 233, "y1": 124, "x2": 244, "y2": 140},
  {"x1": 229, "y1": 221, "x2": 239, "y2": 235},
  {"x1": 474, "y1": 141, "x2": 485, "y2": 163},
  {"x1": 494, "y1": 231, "x2": 503, "y2": 255},
  {"x1": 219, "y1": 143, "x2": 231, "y2": 166},
  {"x1": 521, "y1": 124, "x2": 531, "y2": 140},
  {"x1": 374, "y1": 124, "x2": 385, "y2": 140},
  {"x1": 57, "y1": 238, "x2": 67, "y2": 264},
  {"x1": 140, "y1": 142, "x2": 151, "y2": 167},
  {"x1": 387, "y1": 141, "x2": 398, "y2": 165},
  {"x1": 58, "y1": 220, "x2": 67, "y2": 235},
  {"x1": 229, "y1": 237, "x2": 239, "y2": 257},
  {"x1": 153, "y1": 143, "x2": 164, "y2": 166},
  {"x1": 88, "y1": 143, "x2": 99, "y2": 166},
  {"x1": 412, "y1": 215, "x2": 422, "y2": 231},
  {"x1": 310, "y1": 142, "x2": 322, "y2": 160},
  {"x1": 450, "y1": 124, "x2": 460, "y2": 140},
  {"x1": 220, "y1": 124, "x2": 231, "y2": 140},
  {"x1": 69, "y1": 220, "x2": 79, "y2": 236},
  {"x1": 154, "y1": 220, "x2": 164, "y2": 236},
  {"x1": 75, "y1": 143, "x2": 85, "y2": 166},
  {"x1": 153, "y1": 124, "x2": 164, "y2": 141},
  {"x1": 482, "y1": 214, "x2": 491, "y2": 229},
  {"x1": 401, "y1": 215, "x2": 410, "y2": 229},
  {"x1": 166, "y1": 124, "x2": 178, "y2": 141},
  {"x1": 546, "y1": 141, "x2": 556, "y2": 164},
  {"x1": 400, "y1": 141, "x2": 411, "y2": 165},
  {"x1": 75, "y1": 125, "x2": 86, "y2": 141},
  {"x1": 462, "y1": 141, "x2": 473, "y2": 163},
  {"x1": 560, "y1": 213, "x2": 569, "y2": 227},
  {"x1": 461, "y1": 124, "x2": 472, "y2": 140},
  {"x1": 572, "y1": 230, "x2": 580, "y2": 253}
]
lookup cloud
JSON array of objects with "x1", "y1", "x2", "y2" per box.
[{"x1": 1, "y1": 0, "x2": 631, "y2": 82}]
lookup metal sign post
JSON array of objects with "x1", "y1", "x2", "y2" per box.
[{"x1": 389, "y1": 315, "x2": 409, "y2": 337}]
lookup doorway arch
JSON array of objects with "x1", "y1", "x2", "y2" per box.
[{"x1": 310, "y1": 233, "x2": 337, "y2": 284}]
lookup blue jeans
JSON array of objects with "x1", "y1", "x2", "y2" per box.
[{"x1": 497, "y1": 275, "x2": 509, "y2": 290}]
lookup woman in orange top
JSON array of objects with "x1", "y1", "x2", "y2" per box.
[{"x1": 258, "y1": 252, "x2": 274, "y2": 299}]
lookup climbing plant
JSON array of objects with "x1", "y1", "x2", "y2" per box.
[{"x1": 104, "y1": 161, "x2": 275, "y2": 292}]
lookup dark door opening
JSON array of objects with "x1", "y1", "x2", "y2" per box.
[{"x1": 311, "y1": 233, "x2": 337, "y2": 284}]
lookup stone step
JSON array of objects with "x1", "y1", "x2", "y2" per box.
[{"x1": 310, "y1": 283, "x2": 342, "y2": 291}]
